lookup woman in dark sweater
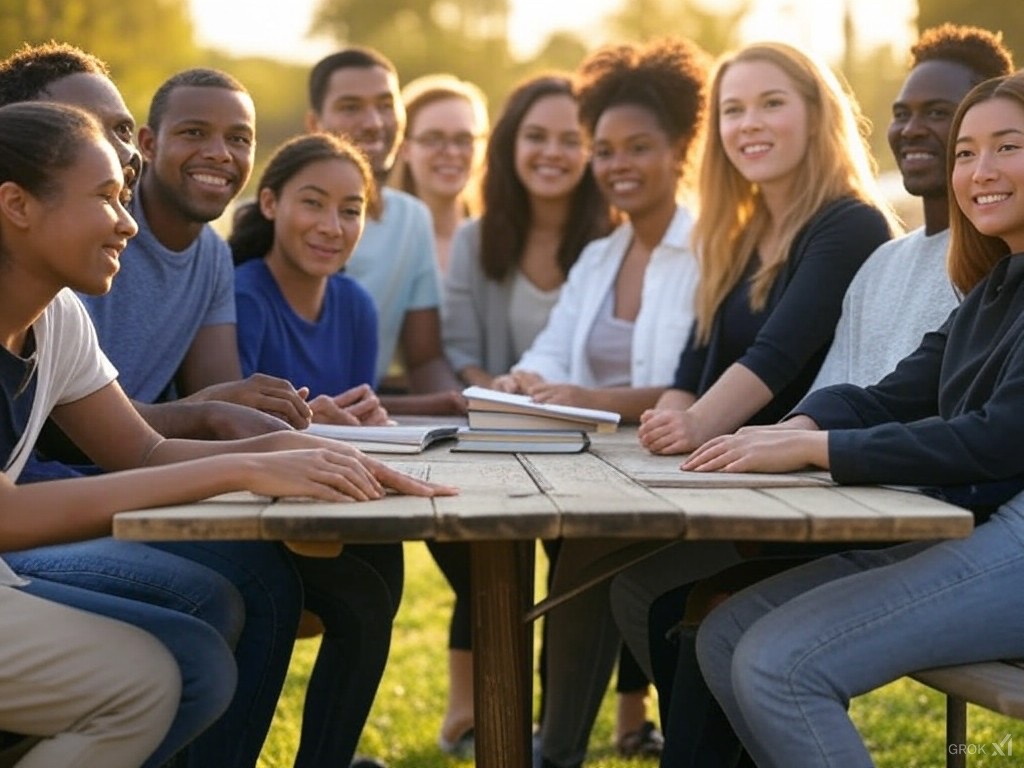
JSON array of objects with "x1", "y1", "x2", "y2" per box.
[{"x1": 692, "y1": 71, "x2": 1024, "y2": 767}]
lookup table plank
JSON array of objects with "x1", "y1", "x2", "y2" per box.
[
  {"x1": 830, "y1": 486, "x2": 975, "y2": 540},
  {"x1": 658, "y1": 487, "x2": 812, "y2": 540},
  {"x1": 520, "y1": 452, "x2": 685, "y2": 538},
  {"x1": 430, "y1": 454, "x2": 561, "y2": 541},
  {"x1": 113, "y1": 499, "x2": 269, "y2": 541},
  {"x1": 260, "y1": 462, "x2": 438, "y2": 543},
  {"x1": 590, "y1": 431, "x2": 834, "y2": 488}
]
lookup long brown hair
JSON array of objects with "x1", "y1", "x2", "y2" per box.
[
  {"x1": 692, "y1": 42, "x2": 899, "y2": 344},
  {"x1": 946, "y1": 73, "x2": 1023, "y2": 294},
  {"x1": 478, "y1": 74, "x2": 612, "y2": 282}
]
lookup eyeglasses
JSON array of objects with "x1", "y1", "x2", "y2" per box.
[{"x1": 408, "y1": 131, "x2": 484, "y2": 152}]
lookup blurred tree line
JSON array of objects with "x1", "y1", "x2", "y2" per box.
[{"x1": 1, "y1": 0, "x2": 1020, "y2": 186}]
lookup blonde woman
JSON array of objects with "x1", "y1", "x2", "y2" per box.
[
  {"x1": 639, "y1": 42, "x2": 899, "y2": 454},
  {"x1": 392, "y1": 73, "x2": 488, "y2": 273}
]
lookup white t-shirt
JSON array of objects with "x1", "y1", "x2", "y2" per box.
[{"x1": 1, "y1": 289, "x2": 117, "y2": 585}]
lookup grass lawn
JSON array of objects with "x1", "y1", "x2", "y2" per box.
[{"x1": 258, "y1": 542, "x2": 1022, "y2": 767}]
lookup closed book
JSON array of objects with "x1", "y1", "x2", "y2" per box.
[
  {"x1": 305, "y1": 424, "x2": 458, "y2": 453},
  {"x1": 462, "y1": 386, "x2": 620, "y2": 433},
  {"x1": 452, "y1": 427, "x2": 590, "y2": 453}
]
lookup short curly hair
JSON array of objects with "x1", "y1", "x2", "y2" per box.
[
  {"x1": 911, "y1": 23, "x2": 1014, "y2": 83},
  {"x1": 0, "y1": 41, "x2": 108, "y2": 107},
  {"x1": 574, "y1": 36, "x2": 710, "y2": 147}
]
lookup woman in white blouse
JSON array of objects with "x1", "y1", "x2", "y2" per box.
[{"x1": 492, "y1": 38, "x2": 712, "y2": 768}]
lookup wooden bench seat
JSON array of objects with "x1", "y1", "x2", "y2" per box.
[{"x1": 911, "y1": 660, "x2": 1024, "y2": 768}]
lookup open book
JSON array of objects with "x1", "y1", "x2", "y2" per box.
[
  {"x1": 452, "y1": 427, "x2": 590, "y2": 454},
  {"x1": 462, "y1": 386, "x2": 620, "y2": 434},
  {"x1": 305, "y1": 424, "x2": 459, "y2": 454}
]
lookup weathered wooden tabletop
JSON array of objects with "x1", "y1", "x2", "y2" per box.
[{"x1": 113, "y1": 428, "x2": 974, "y2": 768}]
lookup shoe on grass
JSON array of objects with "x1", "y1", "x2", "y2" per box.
[{"x1": 438, "y1": 727, "x2": 475, "y2": 760}]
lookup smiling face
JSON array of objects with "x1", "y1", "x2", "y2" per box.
[
  {"x1": 888, "y1": 59, "x2": 978, "y2": 199},
  {"x1": 401, "y1": 96, "x2": 484, "y2": 202},
  {"x1": 512, "y1": 93, "x2": 587, "y2": 204},
  {"x1": 138, "y1": 84, "x2": 255, "y2": 227},
  {"x1": 590, "y1": 103, "x2": 681, "y2": 220},
  {"x1": 260, "y1": 157, "x2": 367, "y2": 281},
  {"x1": 307, "y1": 65, "x2": 403, "y2": 179},
  {"x1": 717, "y1": 59, "x2": 810, "y2": 198},
  {"x1": 952, "y1": 97, "x2": 1024, "y2": 253},
  {"x1": 25, "y1": 137, "x2": 138, "y2": 295}
]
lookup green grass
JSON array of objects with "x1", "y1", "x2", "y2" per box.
[{"x1": 258, "y1": 543, "x2": 1024, "y2": 767}]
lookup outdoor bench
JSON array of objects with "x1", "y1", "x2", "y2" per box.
[{"x1": 912, "y1": 660, "x2": 1024, "y2": 768}]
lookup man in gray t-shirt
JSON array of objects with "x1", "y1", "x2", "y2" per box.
[{"x1": 811, "y1": 26, "x2": 1016, "y2": 391}]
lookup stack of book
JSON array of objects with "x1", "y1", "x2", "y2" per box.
[{"x1": 454, "y1": 386, "x2": 621, "y2": 453}]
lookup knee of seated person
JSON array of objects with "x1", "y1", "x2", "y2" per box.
[
  {"x1": 103, "y1": 624, "x2": 182, "y2": 737},
  {"x1": 729, "y1": 623, "x2": 808, "y2": 705},
  {"x1": 202, "y1": 580, "x2": 246, "y2": 650},
  {"x1": 176, "y1": 620, "x2": 239, "y2": 724}
]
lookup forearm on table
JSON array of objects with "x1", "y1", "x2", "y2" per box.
[
  {"x1": 132, "y1": 399, "x2": 217, "y2": 439},
  {"x1": 686, "y1": 363, "x2": 773, "y2": 439},
  {"x1": 0, "y1": 455, "x2": 252, "y2": 552},
  {"x1": 654, "y1": 388, "x2": 697, "y2": 411}
]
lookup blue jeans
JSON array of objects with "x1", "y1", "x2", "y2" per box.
[
  {"x1": 151, "y1": 541, "x2": 303, "y2": 768},
  {"x1": 695, "y1": 493, "x2": 1024, "y2": 768},
  {"x1": 13, "y1": 564, "x2": 238, "y2": 768}
]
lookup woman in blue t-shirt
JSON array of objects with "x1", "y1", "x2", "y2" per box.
[
  {"x1": 230, "y1": 132, "x2": 389, "y2": 426},
  {"x1": 228, "y1": 132, "x2": 406, "y2": 766}
]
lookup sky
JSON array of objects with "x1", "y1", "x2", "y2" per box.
[{"x1": 188, "y1": 0, "x2": 917, "y2": 65}]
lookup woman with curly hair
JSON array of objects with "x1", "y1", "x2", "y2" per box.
[{"x1": 520, "y1": 37, "x2": 711, "y2": 768}]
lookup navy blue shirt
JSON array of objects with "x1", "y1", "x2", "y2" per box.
[
  {"x1": 674, "y1": 198, "x2": 891, "y2": 425},
  {"x1": 0, "y1": 330, "x2": 38, "y2": 470},
  {"x1": 798, "y1": 251, "x2": 1024, "y2": 518},
  {"x1": 234, "y1": 259, "x2": 379, "y2": 396}
]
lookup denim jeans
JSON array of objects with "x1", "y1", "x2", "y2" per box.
[
  {"x1": 151, "y1": 541, "x2": 303, "y2": 768},
  {"x1": 696, "y1": 493, "x2": 1024, "y2": 768},
  {"x1": 15, "y1": 569, "x2": 237, "y2": 768}
]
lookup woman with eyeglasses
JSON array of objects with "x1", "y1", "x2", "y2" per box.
[{"x1": 391, "y1": 73, "x2": 489, "y2": 273}]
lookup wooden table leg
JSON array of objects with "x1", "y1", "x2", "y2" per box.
[{"x1": 471, "y1": 539, "x2": 535, "y2": 768}]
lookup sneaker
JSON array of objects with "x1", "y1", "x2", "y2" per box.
[
  {"x1": 438, "y1": 727, "x2": 475, "y2": 761},
  {"x1": 616, "y1": 720, "x2": 664, "y2": 758},
  {"x1": 350, "y1": 757, "x2": 387, "y2": 768}
]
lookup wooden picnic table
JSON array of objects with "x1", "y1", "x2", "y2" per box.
[{"x1": 113, "y1": 427, "x2": 974, "y2": 768}]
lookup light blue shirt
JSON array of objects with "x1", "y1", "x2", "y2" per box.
[{"x1": 345, "y1": 188, "x2": 441, "y2": 381}]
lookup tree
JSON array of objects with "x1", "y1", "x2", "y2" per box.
[
  {"x1": 603, "y1": 0, "x2": 750, "y2": 56},
  {"x1": 309, "y1": 0, "x2": 515, "y2": 103},
  {"x1": 0, "y1": 0, "x2": 198, "y2": 125},
  {"x1": 916, "y1": 0, "x2": 1023, "y2": 66}
]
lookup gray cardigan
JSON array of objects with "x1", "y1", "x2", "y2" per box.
[{"x1": 441, "y1": 218, "x2": 519, "y2": 378}]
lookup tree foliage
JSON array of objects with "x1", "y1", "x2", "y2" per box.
[
  {"x1": 604, "y1": 0, "x2": 750, "y2": 56},
  {"x1": 309, "y1": 0, "x2": 515, "y2": 107},
  {"x1": 0, "y1": 0, "x2": 198, "y2": 122}
]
